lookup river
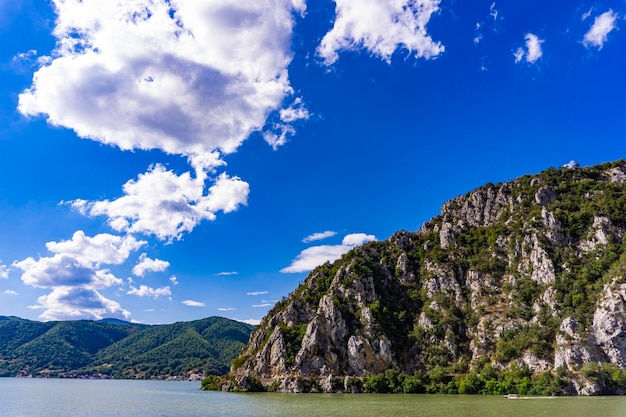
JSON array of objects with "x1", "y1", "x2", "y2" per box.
[{"x1": 1, "y1": 378, "x2": 625, "y2": 417}]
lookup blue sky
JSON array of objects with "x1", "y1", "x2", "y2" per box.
[{"x1": 0, "y1": 0, "x2": 624, "y2": 324}]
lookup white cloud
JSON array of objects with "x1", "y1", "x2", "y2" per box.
[
  {"x1": 474, "y1": 22, "x2": 483, "y2": 45},
  {"x1": 13, "y1": 231, "x2": 145, "y2": 320},
  {"x1": 582, "y1": 8, "x2": 593, "y2": 21},
  {"x1": 279, "y1": 97, "x2": 310, "y2": 124},
  {"x1": 132, "y1": 253, "x2": 170, "y2": 277},
  {"x1": 70, "y1": 165, "x2": 249, "y2": 241},
  {"x1": 583, "y1": 10, "x2": 617, "y2": 50},
  {"x1": 4, "y1": 289, "x2": 18, "y2": 295},
  {"x1": 563, "y1": 160, "x2": 579, "y2": 169},
  {"x1": 216, "y1": 271, "x2": 238, "y2": 276},
  {"x1": 263, "y1": 97, "x2": 311, "y2": 149},
  {"x1": 514, "y1": 33, "x2": 543, "y2": 64},
  {"x1": 302, "y1": 230, "x2": 337, "y2": 243},
  {"x1": 489, "y1": 2, "x2": 499, "y2": 22},
  {"x1": 0, "y1": 261, "x2": 8, "y2": 279},
  {"x1": 182, "y1": 299, "x2": 205, "y2": 307},
  {"x1": 239, "y1": 318, "x2": 261, "y2": 326},
  {"x1": 46, "y1": 230, "x2": 145, "y2": 266},
  {"x1": 29, "y1": 286, "x2": 131, "y2": 321},
  {"x1": 15, "y1": 254, "x2": 123, "y2": 289},
  {"x1": 127, "y1": 284, "x2": 171, "y2": 299},
  {"x1": 18, "y1": 0, "x2": 308, "y2": 159},
  {"x1": 341, "y1": 233, "x2": 376, "y2": 246},
  {"x1": 281, "y1": 233, "x2": 377, "y2": 273},
  {"x1": 253, "y1": 303, "x2": 273, "y2": 308},
  {"x1": 12, "y1": 49, "x2": 38, "y2": 62},
  {"x1": 169, "y1": 275, "x2": 179, "y2": 285},
  {"x1": 247, "y1": 291, "x2": 269, "y2": 296},
  {"x1": 317, "y1": 0, "x2": 444, "y2": 65},
  {"x1": 218, "y1": 307, "x2": 236, "y2": 311}
]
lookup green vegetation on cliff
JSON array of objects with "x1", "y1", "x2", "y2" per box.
[{"x1": 212, "y1": 160, "x2": 626, "y2": 395}]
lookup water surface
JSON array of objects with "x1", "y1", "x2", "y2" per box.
[{"x1": 1, "y1": 378, "x2": 626, "y2": 417}]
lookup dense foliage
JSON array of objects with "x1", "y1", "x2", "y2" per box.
[{"x1": 0, "y1": 316, "x2": 254, "y2": 378}]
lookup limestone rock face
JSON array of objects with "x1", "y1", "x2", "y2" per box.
[
  {"x1": 535, "y1": 186, "x2": 558, "y2": 206},
  {"x1": 224, "y1": 161, "x2": 626, "y2": 394},
  {"x1": 579, "y1": 216, "x2": 624, "y2": 253},
  {"x1": 441, "y1": 183, "x2": 513, "y2": 228},
  {"x1": 295, "y1": 295, "x2": 348, "y2": 376},
  {"x1": 593, "y1": 282, "x2": 626, "y2": 367},
  {"x1": 554, "y1": 317, "x2": 603, "y2": 371},
  {"x1": 606, "y1": 166, "x2": 626, "y2": 183}
]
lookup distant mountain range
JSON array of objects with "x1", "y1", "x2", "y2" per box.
[{"x1": 0, "y1": 316, "x2": 254, "y2": 379}]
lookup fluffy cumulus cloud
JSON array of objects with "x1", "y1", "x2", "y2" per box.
[
  {"x1": 583, "y1": 10, "x2": 618, "y2": 50},
  {"x1": 18, "y1": 0, "x2": 309, "y2": 158},
  {"x1": 127, "y1": 284, "x2": 171, "y2": 299},
  {"x1": 132, "y1": 253, "x2": 170, "y2": 277},
  {"x1": 13, "y1": 231, "x2": 145, "y2": 320},
  {"x1": 29, "y1": 287, "x2": 130, "y2": 321},
  {"x1": 46, "y1": 230, "x2": 145, "y2": 266},
  {"x1": 317, "y1": 0, "x2": 444, "y2": 65},
  {"x1": 514, "y1": 33, "x2": 543, "y2": 64},
  {"x1": 16, "y1": 255, "x2": 122, "y2": 289},
  {"x1": 70, "y1": 165, "x2": 249, "y2": 241},
  {"x1": 281, "y1": 233, "x2": 376, "y2": 273}
]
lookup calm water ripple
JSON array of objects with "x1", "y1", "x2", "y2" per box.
[{"x1": 1, "y1": 378, "x2": 626, "y2": 417}]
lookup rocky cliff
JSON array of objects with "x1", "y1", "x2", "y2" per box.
[{"x1": 214, "y1": 161, "x2": 626, "y2": 394}]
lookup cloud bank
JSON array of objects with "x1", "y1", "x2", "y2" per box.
[
  {"x1": 19, "y1": 0, "x2": 307, "y2": 250},
  {"x1": 19, "y1": 0, "x2": 309, "y2": 158},
  {"x1": 13, "y1": 231, "x2": 145, "y2": 320}
]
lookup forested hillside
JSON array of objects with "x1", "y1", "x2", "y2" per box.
[{"x1": 0, "y1": 316, "x2": 254, "y2": 378}]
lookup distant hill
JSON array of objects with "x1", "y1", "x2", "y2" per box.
[
  {"x1": 0, "y1": 316, "x2": 254, "y2": 378},
  {"x1": 98, "y1": 318, "x2": 134, "y2": 325}
]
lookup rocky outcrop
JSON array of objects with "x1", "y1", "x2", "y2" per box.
[
  {"x1": 606, "y1": 166, "x2": 626, "y2": 184},
  {"x1": 222, "y1": 161, "x2": 626, "y2": 395},
  {"x1": 593, "y1": 281, "x2": 626, "y2": 367}
]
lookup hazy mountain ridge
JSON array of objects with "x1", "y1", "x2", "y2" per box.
[
  {"x1": 0, "y1": 316, "x2": 254, "y2": 379},
  {"x1": 210, "y1": 160, "x2": 626, "y2": 395}
]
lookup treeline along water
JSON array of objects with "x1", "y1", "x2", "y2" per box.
[{"x1": 1, "y1": 378, "x2": 626, "y2": 417}]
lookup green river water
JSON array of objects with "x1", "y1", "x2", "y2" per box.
[{"x1": 1, "y1": 378, "x2": 625, "y2": 417}]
